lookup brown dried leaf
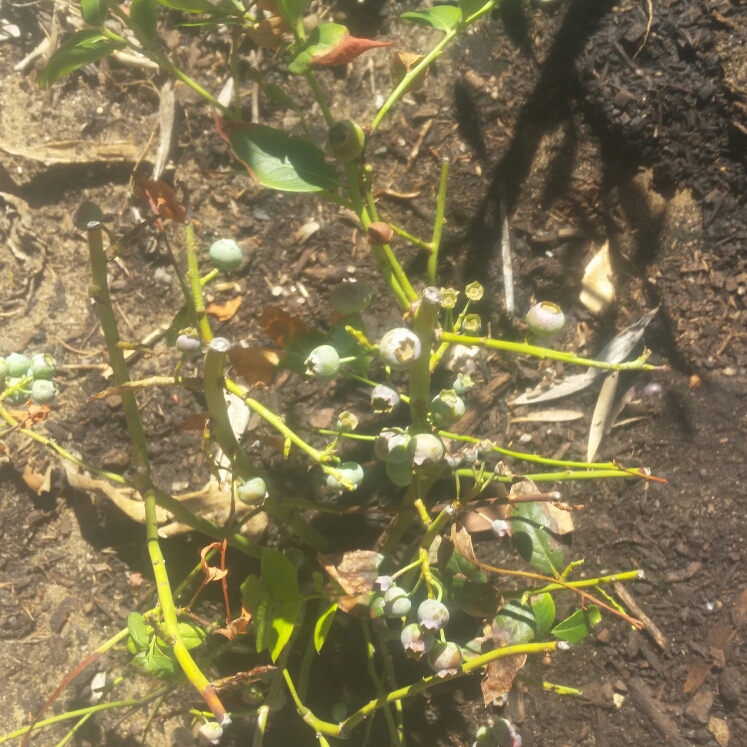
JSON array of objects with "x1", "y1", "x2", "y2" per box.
[
  {"x1": 261, "y1": 305, "x2": 309, "y2": 348},
  {"x1": 212, "y1": 664, "x2": 275, "y2": 692},
  {"x1": 178, "y1": 412, "x2": 209, "y2": 433},
  {"x1": 22, "y1": 464, "x2": 52, "y2": 495},
  {"x1": 200, "y1": 542, "x2": 228, "y2": 583},
  {"x1": 206, "y1": 296, "x2": 242, "y2": 322},
  {"x1": 481, "y1": 654, "x2": 527, "y2": 705},
  {"x1": 245, "y1": 16, "x2": 289, "y2": 49},
  {"x1": 133, "y1": 175, "x2": 186, "y2": 223},
  {"x1": 214, "y1": 605, "x2": 252, "y2": 641},
  {"x1": 228, "y1": 347, "x2": 284, "y2": 386},
  {"x1": 319, "y1": 550, "x2": 381, "y2": 617},
  {"x1": 390, "y1": 51, "x2": 428, "y2": 92},
  {"x1": 451, "y1": 524, "x2": 480, "y2": 565}
]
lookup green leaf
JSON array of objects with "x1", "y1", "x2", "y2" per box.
[
  {"x1": 157, "y1": 0, "x2": 220, "y2": 11},
  {"x1": 277, "y1": 0, "x2": 307, "y2": 28},
  {"x1": 551, "y1": 605, "x2": 601, "y2": 643},
  {"x1": 493, "y1": 600, "x2": 536, "y2": 646},
  {"x1": 444, "y1": 576, "x2": 501, "y2": 618},
  {"x1": 458, "y1": 0, "x2": 491, "y2": 22},
  {"x1": 314, "y1": 601, "x2": 337, "y2": 653},
  {"x1": 400, "y1": 6, "x2": 462, "y2": 32},
  {"x1": 530, "y1": 593, "x2": 556, "y2": 635},
  {"x1": 261, "y1": 548, "x2": 300, "y2": 603},
  {"x1": 312, "y1": 571, "x2": 325, "y2": 596},
  {"x1": 287, "y1": 23, "x2": 347, "y2": 75},
  {"x1": 127, "y1": 612, "x2": 150, "y2": 651},
  {"x1": 269, "y1": 599, "x2": 303, "y2": 661},
  {"x1": 80, "y1": 0, "x2": 109, "y2": 25},
  {"x1": 509, "y1": 500, "x2": 565, "y2": 577},
  {"x1": 177, "y1": 621, "x2": 206, "y2": 650},
  {"x1": 165, "y1": 303, "x2": 196, "y2": 346},
  {"x1": 241, "y1": 574, "x2": 267, "y2": 614},
  {"x1": 148, "y1": 643, "x2": 177, "y2": 677},
  {"x1": 39, "y1": 30, "x2": 126, "y2": 89},
  {"x1": 229, "y1": 125, "x2": 339, "y2": 193},
  {"x1": 130, "y1": 0, "x2": 158, "y2": 42}
]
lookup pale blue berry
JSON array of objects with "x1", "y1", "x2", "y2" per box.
[
  {"x1": 400, "y1": 623, "x2": 435, "y2": 658},
  {"x1": 491, "y1": 519, "x2": 509, "y2": 538},
  {"x1": 176, "y1": 335, "x2": 202, "y2": 356},
  {"x1": 526, "y1": 302, "x2": 565, "y2": 338},
  {"x1": 430, "y1": 389, "x2": 466, "y2": 428},
  {"x1": 378, "y1": 328, "x2": 421, "y2": 371},
  {"x1": 475, "y1": 725, "x2": 495, "y2": 747},
  {"x1": 6, "y1": 353, "x2": 30, "y2": 377},
  {"x1": 371, "y1": 384, "x2": 400, "y2": 413},
  {"x1": 427, "y1": 641, "x2": 462, "y2": 676},
  {"x1": 305, "y1": 345, "x2": 340, "y2": 380},
  {"x1": 330, "y1": 279, "x2": 372, "y2": 315},
  {"x1": 407, "y1": 433, "x2": 444, "y2": 467},
  {"x1": 4, "y1": 377, "x2": 30, "y2": 405},
  {"x1": 31, "y1": 379, "x2": 56, "y2": 404},
  {"x1": 29, "y1": 354, "x2": 56, "y2": 380},
  {"x1": 453, "y1": 373, "x2": 474, "y2": 396},
  {"x1": 237, "y1": 477, "x2": 267, "y2": 504},
  {"x1": 492, "y1": 718, "x2": 522, "y2": 747},
  {"x1": 209, "y1": 238, "x2": 243, "y2": 272},
  {"x1": 417, "y1": 599, "x2": 449, "y2": 630},
  {"x1": 384, "y1": 586, "x2": 411, "y2": 617},
  {"x1": 327, "y1": 462, "x2": 364, "y2": 490}
]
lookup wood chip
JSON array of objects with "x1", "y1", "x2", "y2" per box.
[
  {"x1": 628, "y1": 678, "x2": 689, "y2": 747},
  {"x1": 613, "y1": 582, "x2": 667, "y2": 650}
]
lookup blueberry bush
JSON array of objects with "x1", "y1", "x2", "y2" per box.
[{"x1": 0, "y1": 1, "x2": 665, "y2": 745}]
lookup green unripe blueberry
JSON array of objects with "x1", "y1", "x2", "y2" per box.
[
  {"x1": 407, "y1": 432, "x2": 445, "y2": 468},
  {"x1": 475, "y1": 725, "x2": 495, "y2": 746},
  {"x1": 386, "y1": 459, "x2": 413, "y2": 487},
  {"x1": 492, "y1": 718, "x2": 521, "y2": 747},
  {"x1": 197, "y1": 722, "x2": 223, "y2": 745},
  {"x1": 330, "y1": 279, "x2": 373, "y2": 315},
  {"x1": 371, "y1": 384, "x2": 401, "y2": 413},
  {"x1": 4, "y1": 377, "x2": 30, "y2": 405},
  {"x1": 400, "y1": 623, "x2": 435, "y2": 658},
  {"x1": 370, "y1": 595, "x2": 386, "y2": 618},
  {"x1": 29, "y1": 353, "x2": 57, "y2": 380},
  {"x1": 383, "y1": 586, "x2": 411, "y2": 617},
  {"x1": 378, "y1": 328, "x2": 421, "y2": 371},
  {"x1": 31, "y1": 379, "x2": 56, "y2": 405},
  {"x1": 208, "y1": 238, "x2": 244, "y2": 272},
  {"x1": 305, "y1": 345, "x2": 340, "y2": 380},
  {"x1": 417, "y1": 599, "x2": 450, "y2": 631},
  {"x1": 6, "y1": 353, "x2": 30, "y2": 377},
  {"x1": 374, "y1": 429, "x2": 397, "y2": 462},
  {"x1": 526, "y1": 301, "x2": 565, "y2": 338},
  {"x1": 331, "y1": 703, "x2": 349, "y2": 723},
  {"x1": 430, "y1": 389, "x2": 466, "y2": 428},
  {"x1": 427, "y1": 641, "x2": 463, "y2": 676},
  {"x1": 453, "y1": 373, "x2": 474, "y2": 396},
  {"x1": 0, "y1": 357, "x2": 7, "y2": 379},
  {"x1": 326, "y1": 120, "x2": 365, "y2": 162},
  {"x1": 170, "y1": 726, "x2": 196, "y2": 747},
  {"x1": 327, "y1": 461, "x2": 364, "y2": 490},
  {"x1": 237, "y1": 477, "x2": 267, "y2": 504},
  {"x1": 387, "y1": 433, "x2": 411, "y2": 464}
]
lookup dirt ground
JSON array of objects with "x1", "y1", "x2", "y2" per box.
[{"x1": 1, "y1": 0, "x2": 746, "y2": 745}]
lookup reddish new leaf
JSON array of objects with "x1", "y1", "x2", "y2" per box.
[
  {"x1": 311, "y1": 33, "x2": 395, "y2": 68},
  {"x1": 133, "y1": 175, "x2": 186, "y2": 224}
]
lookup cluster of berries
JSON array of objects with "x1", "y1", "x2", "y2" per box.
[
  {"x1": 0, "y1": 353, "x2": 57, "y2": 405},
  {"x1": 372, "y1": 581, "x2": 463, "y2": 678}
]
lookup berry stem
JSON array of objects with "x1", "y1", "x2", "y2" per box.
[{"x1": 427, "y1": 158, "x2": 450, "y2": 285}]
